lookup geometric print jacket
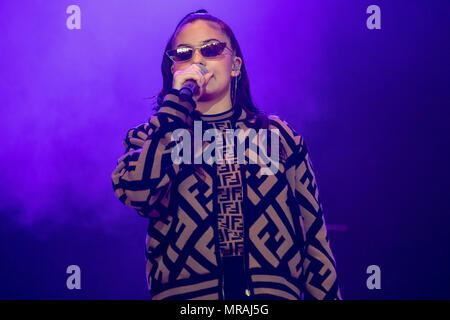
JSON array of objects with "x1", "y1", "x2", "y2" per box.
[{"x1": 111, "y1": 88, "x2": 342, "y2": 300}]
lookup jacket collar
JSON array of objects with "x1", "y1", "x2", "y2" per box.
[{"x1": 187, "y1": 104, "x2": 247, "y2": 127}]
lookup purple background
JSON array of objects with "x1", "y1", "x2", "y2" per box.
[{"x1": 0, "y1": 0, "x2": 449, "y2": 299}]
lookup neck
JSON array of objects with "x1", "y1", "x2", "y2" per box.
[{"x1": 195, "y1": 87, "x2": 233, "y2": 115}]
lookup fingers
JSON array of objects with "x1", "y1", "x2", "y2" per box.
[
  {"x1": 195, "y1": 71, "x2": 214, "y2": 99},
  {"x1": 192, "y1": 65, "x2": 209, "y2": 87},
  {"x1": 190, "y1": 64, "x2": 203, "y2": 84},
  {"x1": 204, "y1": 72, "x2": 214, "y2": 83},
  {"x1": 173, "y1": 64, "x2": 205, "y2": 90},
  {"x1": 172, "y1": 64, "x2": 212, "y2": 94}
]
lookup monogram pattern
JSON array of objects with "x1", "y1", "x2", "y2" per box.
[
  {"x1": 204, "y1": 116, "x2": 245, "y2": 257},
  {"x1": 112, "y1": 89, "x2": 342, "y2": 300}
]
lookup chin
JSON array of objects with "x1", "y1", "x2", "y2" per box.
[
  {"x1": 198, "y1": 86, "x2": 217, "y2": 101},
  {"x1": 199, "y1": 84, "x2": 228, "y2": 102},
  {"x1": 197, "y1": 93, "x2": 215, "y2": 102}
]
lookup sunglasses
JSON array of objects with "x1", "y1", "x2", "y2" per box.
[{"x1": 166, "y1": 41, "x2": 232, "y2": 62}]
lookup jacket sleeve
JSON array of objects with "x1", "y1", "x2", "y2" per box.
[
  {"x1": 292, "y1": 134, "x2": 342, "y2": 300},
  {"x1": 111, "y1": 89, "x2": 195, "y2": 218}
]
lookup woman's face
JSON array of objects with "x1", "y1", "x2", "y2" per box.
[{"x1": 171, "y1": 20, "x2": 241, "y2": 102}]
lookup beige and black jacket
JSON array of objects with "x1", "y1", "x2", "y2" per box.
[{"x1": 111, "y1": 88, "x2": 342, "y2": 300}]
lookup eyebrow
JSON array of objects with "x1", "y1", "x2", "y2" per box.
[{"x1": 176, "y1": 38, "x2": 221, "y2": 48}]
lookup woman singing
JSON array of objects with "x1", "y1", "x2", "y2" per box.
[{"x1": 111, "y1": 9, "x2": 342, "y2": 300}]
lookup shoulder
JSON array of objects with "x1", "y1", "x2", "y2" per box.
[{"x1": 267, "y1": 114, "x2": 304, "y2": 154}]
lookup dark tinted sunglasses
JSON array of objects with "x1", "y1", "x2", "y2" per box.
[{"x1": 166, "y1": 41, "x2": 231, "y2": 62}]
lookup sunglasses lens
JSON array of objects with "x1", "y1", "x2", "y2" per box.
[
  {"x1": 171, "y1": 48, "x2": 193, "y2": 61},
  {"x1": 168, "y1": 42, "x2": 227, "y2": 62},
  {"x1": 201, "y1": 42, "x2": 226, "y2": 57}
]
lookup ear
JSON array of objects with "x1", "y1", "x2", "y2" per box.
[
  {"x1": 171, "y1": 65, "x2": 174, "y2": 74},
  {"x1": 232, "y1": 57, "x2": 242, "y2": 77}
]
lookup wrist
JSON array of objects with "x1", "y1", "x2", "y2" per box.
[{"x1": 158, "y1": 89, "x2": 197, "y2": 123}]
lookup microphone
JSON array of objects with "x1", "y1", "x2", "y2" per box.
[{"x1": 179, "y1": 64, "x2": 209, "y2": 101}]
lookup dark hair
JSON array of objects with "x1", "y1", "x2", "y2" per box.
[{"x1": 152, "y1": 10, "x2": 285, "y2": 177}]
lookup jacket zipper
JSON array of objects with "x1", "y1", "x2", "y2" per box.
[
  {"x1": 234, "y1": 121, "x2": 252, "y2": 297},
  {"x1": 211, "y1": 163, "x2": 226, "y2": 300},
  {"x1": 215, "y1": 206, "x2": 226, "y2": 299},
  {"x1": 240, "y1": 160, "x2": 253, "y2": 298},
  {"x1": 221, "y1": 261, "x2": 225, "y2": 299},
  {"x1": 243, "y1": 219, "x2": 251, "y2": 297}
]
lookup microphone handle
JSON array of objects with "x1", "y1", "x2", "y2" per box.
[
  {"x1": 179, "y1": 79, "x2": 198, "y2": 102},
  {"x1": 179, "y1": 64, "x2": 209, "y2": 102}
]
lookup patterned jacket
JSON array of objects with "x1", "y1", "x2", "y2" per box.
[{"x1": 111, "y1": 89, "x2": 342, "y2": 300}]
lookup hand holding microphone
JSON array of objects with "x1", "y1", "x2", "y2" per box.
[{"x1": 172, "y1": 64, "x2": 213, "y2": 102}]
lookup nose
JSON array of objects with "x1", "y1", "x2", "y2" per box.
[{"x1": 191, "y1": 48, "x2": 205, "y2": 65}]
